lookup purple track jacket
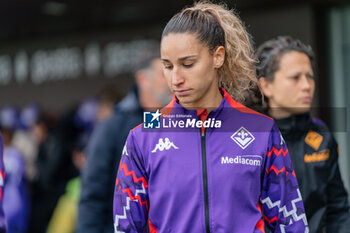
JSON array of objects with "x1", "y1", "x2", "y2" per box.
[{"x1": 113, "y1": 88, "x2": 309, "y2": 233}]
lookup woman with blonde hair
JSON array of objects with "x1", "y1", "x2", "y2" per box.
[{"x1": 113, "y1": 2, "x2": 308, "y2": 232}]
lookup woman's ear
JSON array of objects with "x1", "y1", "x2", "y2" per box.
[
  {"x1": 258, "y1": 77, "x2": 273, "y2": 98},
  {"x1": 213, "y1": 46, "x2": 225, "y2": 68}
]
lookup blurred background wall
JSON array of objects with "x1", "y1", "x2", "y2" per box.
[{"x1": 0, "y1": 0, "x2": 349, "y2": 192}]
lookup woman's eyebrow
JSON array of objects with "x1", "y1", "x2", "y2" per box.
[
  {"x1": 178, "y1": 55, "x2": 197, "y2": 61},
  {"x1": 161, "y1": 55, "x2": 197, "y2": 63},
  {"x1": 161, "y1": 58, "x2": 171, "y2": 63}
]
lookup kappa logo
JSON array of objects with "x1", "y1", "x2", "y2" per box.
[
  {"x1": 280, "y1": 134, "x2": 286, "y2": 146},
  {"x1": 122, "y1": 143, "x2": 128, "y2": 156},
  {"x1": 231, "y1": 127, "x2": 255, "y2": 149},
  {"x1": 152, "y1": 138, "x2": 179, "y2": 153}
]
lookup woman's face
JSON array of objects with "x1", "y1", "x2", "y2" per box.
[
  {"x1": 160, "y1": 33, "x2": 224, "y2": 109},
  {"x1": 260, "y1": 51, "x2": 315, "y2": 118}
]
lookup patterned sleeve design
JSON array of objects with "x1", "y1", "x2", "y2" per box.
[
  {"x1": 261, "y1": 123, "x2": 309, "y2": 233},
  {"x1": 113, "y1": 130, "x2": 149, "y2": 233}
]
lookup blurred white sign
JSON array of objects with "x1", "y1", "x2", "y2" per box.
[{"x1": 0, "y1": 39, "x2": 156, "y2": 86}]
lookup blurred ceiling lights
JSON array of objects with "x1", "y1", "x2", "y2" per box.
[{"x1": 42, "y1": 1, "x2": 68, "y2": 16}]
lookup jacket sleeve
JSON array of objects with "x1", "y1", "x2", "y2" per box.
[
  {"x1": 325, "y1": 136, "x2": 350, "y2": 232},
  {"x1": 0, "y1": 134, "x2": 6, "y2": 233},
  {"x1": 261, "y1": 123, "x2": 309, "y2": 233},
  {"x1": 113, "y1": 130, "x2": 149, "y2": 233}
]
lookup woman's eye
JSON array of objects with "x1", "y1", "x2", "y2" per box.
[
  {"x1": 163, "y1": 64, "x2": 173, "y2": 70},
  {"x1": 307, "y1": 74, "x2": 314, "y2": 80},
  {"x1": 183, "y1": 63, "x2": 194, "y2": 68},
  {"x1": 290, "y1": 75, "x2": 299, "y2": 80}
]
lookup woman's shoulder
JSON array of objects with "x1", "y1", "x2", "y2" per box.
[
  {"x1": 310, "y1": 117, "x2": 331, "y2": 135},
  {"x1": 223, "y1": 91, "x2": 273, "y2": 122},
  {"x1": 226, "y1": 100, "x2": 274, "y2": 128}
]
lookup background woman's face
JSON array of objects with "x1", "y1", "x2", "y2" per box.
[
  {"x1": 160, "y1": 33, "x2": 220, "y2": 109},
  {"x1": 263, "y1": 51, "x2": 315, "y2": 117}
]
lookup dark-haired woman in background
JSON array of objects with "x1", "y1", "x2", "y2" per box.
[{"x1": 255, "y1": 36, "x2": 350, "y2": 233}]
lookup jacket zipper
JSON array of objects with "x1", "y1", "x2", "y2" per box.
[{"x1": 201, "y1": 129, "x2": 210, "y2": 233}]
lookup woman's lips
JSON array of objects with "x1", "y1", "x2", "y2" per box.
[
  {"x1": 300, "y1": 96, "x2": 312, "y2": 103},
  {"x1": 174, "y1": 89, "x2": 192, "y2": 96}
]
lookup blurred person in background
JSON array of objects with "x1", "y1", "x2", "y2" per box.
[
  {"x1": 28, "y1": 98, "x2": 97, "y2": 233},
  {"x1": 0, "y1": 105, "x2": 30, "y2": 233},
  {"x1": 253, "y1": 36, "x2": 350, "y2": 233},
  {"x1": 0, "y1": 132, "x2": 7, "y2": 233},
  {"x1": 12, "y1": 103, "x2": 41, "y2": 182},
  {"x1": 77, "y1": 41, "x2": 172, "y2": 233},
  {"x1": 96, "y1": 86, "x2": 123, "y2": 123},
  {"x1": 46, "y1": 130, "x2": 89, "y2": 233},
  {"x1": 28, "y1": 111, "x2": 57, "y2": 233}
]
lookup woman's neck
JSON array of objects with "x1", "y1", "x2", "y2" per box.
[
  {"x1": 268, "y1": 108, "x2": 292, "y2": 119},
  {"x1": 180, "y1": 86, "x2": 223, "y2": 113}
]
